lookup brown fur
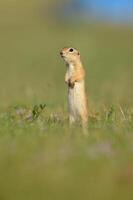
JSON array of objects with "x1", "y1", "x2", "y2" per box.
[{"x1": 60, "y1": 47, "x2": 88, "y2": 129}]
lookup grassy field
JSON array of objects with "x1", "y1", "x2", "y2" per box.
[{"x1": 0, "y1": 1, "x2": 133, "y2": 200}]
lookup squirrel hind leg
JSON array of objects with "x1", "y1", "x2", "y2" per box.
[
  {"x1": 69, "y1": 114, "x2": 76, "y2": 125},
  {"x1": 80, "y1": 113, "x2": 88, "y2": 133},
  {"x1": 82, "y1": 120, "x2": 88, "y2": 135}
]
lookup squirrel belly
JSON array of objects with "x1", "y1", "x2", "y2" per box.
[{"x1": 68, "y1": 80, "x2": 87, "y2": 122}]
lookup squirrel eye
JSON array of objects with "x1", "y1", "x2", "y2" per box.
[{"x1": 69, "y1": 48, "x2": 74, "y2": 52}]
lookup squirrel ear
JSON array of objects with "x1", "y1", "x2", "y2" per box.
[{"x1": 77, "y1": 51, "x2": 80, "y2": 56}]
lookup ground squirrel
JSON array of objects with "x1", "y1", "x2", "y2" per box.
[{"x1": 60, "y1": 47, "x2": 88, "y2": 128}]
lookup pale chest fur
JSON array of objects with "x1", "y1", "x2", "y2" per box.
[{"x1": 67, "y1": 63, "x2": 75, "y2": 77}]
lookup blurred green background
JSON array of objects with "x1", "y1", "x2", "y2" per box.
[
  {"x1": 0, "y1": 0, "x2": 133, "y2": 109},
  {"x1": 0, "y1": 1, "x2": 133, "y2": 200}
]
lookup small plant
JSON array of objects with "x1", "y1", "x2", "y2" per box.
[
  {"x1": 106, "y1": 105, "x2": 116, "y2": 121},
  {"x1": 32, "y1": 104, "x2": 46, "y2": 120}
]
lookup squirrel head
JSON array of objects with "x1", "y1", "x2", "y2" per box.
[{"x1": 60, "y1": 47, "x2": 81, "y2": 65}]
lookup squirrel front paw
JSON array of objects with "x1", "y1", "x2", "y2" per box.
[{"x1": 68, "y1": 78, "x2": 75, "y2": 88}]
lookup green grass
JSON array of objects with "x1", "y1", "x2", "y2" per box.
[{"x1": 0, "y1": 1, "x2": 133, "y2": 199}]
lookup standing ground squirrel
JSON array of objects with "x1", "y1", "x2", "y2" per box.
[{"x1": 60, "y1": 47, "x2": 88, "y2": 128}]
